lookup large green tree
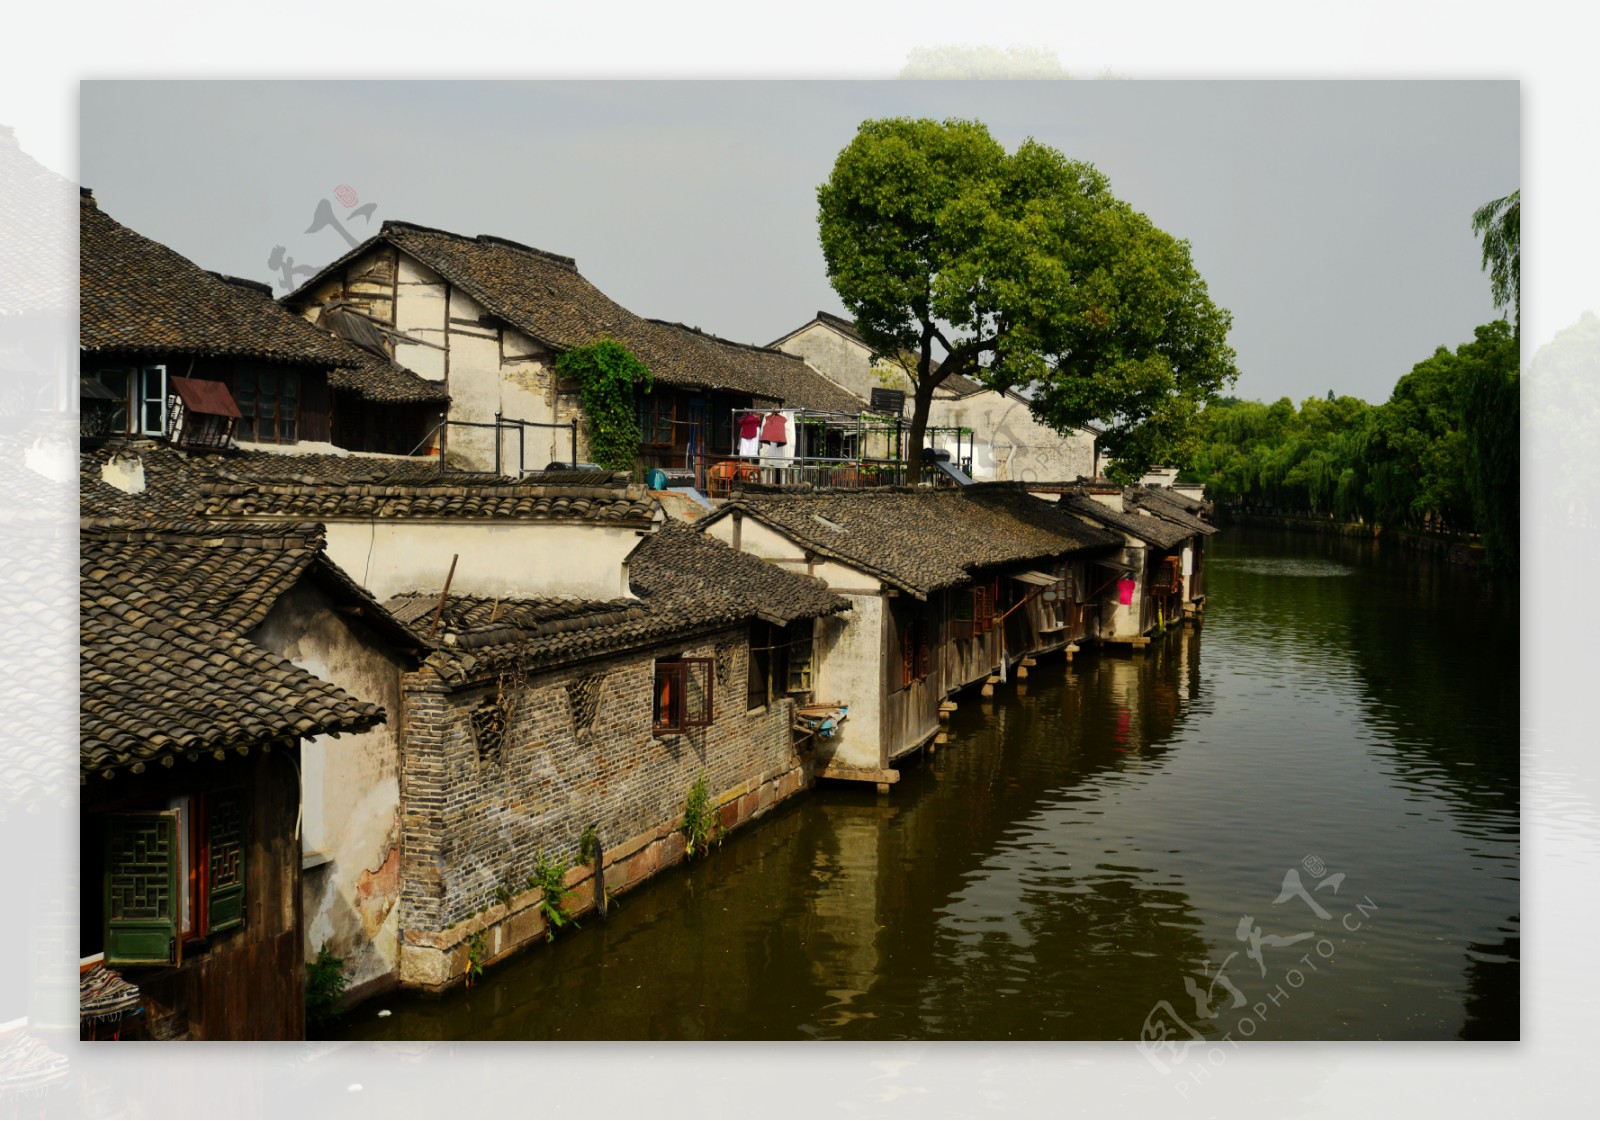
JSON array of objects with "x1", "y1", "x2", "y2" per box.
[{"x1": 816, "y1": 117, "x2": 1238, "y2": 481}]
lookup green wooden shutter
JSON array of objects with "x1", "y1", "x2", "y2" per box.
[
  {"x1": 105, "y1": 812, "x2": 178, "y2": 966},
  {"x1": 206, "y1": 789, "x2": 246, "y2": 934}
]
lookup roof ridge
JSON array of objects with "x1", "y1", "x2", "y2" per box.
[
  {"x1": 644, "y1": 317, "x2": 810, "y2": 361},
  {"x1": 379, "y1": 220, "x2": 579, "y2": 271}
]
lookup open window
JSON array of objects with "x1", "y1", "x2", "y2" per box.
[
  {"x1": 899, "y1": 616, "x2": 931, "y2": 689},
  {"x1": 86, "y1": 365, "x2": 167, "y2": 437},
  {"x1": 103, "y1": 788, "x2": 246, "y2": 967},
  {"x1": 654, "y1": 657, "x2": 713, "y2": 735},
  {"x1": 748, "y1": 621, "x2": 814, "y2": 709}
]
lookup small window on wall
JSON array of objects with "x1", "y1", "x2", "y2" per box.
[
  {"x1": 785, "y1": 621, "x2": 814, "y2": 695},
  {"x1": 972, "y1": 582, "x2": 995, "y2": 633},
  {"x1": 137, "y1": 365, "x2": 167, "y2": 435},
  {"x1": 654, "y1": 657, "x2": 713, "y2": 735},
  {"x1": 951, "y1": 591, "x2": 975, "y2": 641},
  {"x1": 90, "y1": 368, "x2": 131, "y2": 434},
  {"x1": 637, "y1": 391, "x2": 675, "y2": 447},
  {"x1": 900, "y1": 617, "x2": 930, "y2": 689},
  {"x1": 103, "y1": 788, "x2": 246, "y2": 966},
  {"x1": 235, "y1": 368, "x2": 300, "y2": 444}
]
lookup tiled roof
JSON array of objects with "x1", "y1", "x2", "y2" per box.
[
  {"x1": 195, "y1": 477, "x2": 660, "y2": 522},
  {"x1": 328, "y1": 346, "x2": 451, "y2": 404},
  {"x1": 80, "y1": 193, "x2": 447, "y2": 406},
  {"x1": 1056, "y1": 489, "x2": 1211, "y2": 550},
  {"x1": 390, "y1": 521, "x2": 847, "y2": 680},
  {"x1": 703, "y1": 484, "x2": 1122, "y2": 598},
  {"x1": 1133, "y1": 485, "x2": 1214, "y2": 524},
  {"x1": 80, "y1": 193, "x2": 355, "y2": 365},
  {"x1": 78, "y1": 441, "x2": 596, "y2": 523},
  {"x1": 290, "y1": 222, "x2": 865, "y2": 414},
  {"x1": 937, "y1": 372, "x2": 986, "y2": 397},
  {"x1": 632, "y1": 519, "x2": 847, "y2": 626},
  {"x1": 80, "y1": 526, "x2": 387, "y2": 778},
  {"x1": 81, "y1": 573, "x2": 385, "y2": 777},
  {"x1": 81, "y1": 520, "x2": 325, "y2": 633}
]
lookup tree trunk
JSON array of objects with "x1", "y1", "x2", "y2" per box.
[{"x1": 906, "y1": 378, "x2": 937, "y2": 484}]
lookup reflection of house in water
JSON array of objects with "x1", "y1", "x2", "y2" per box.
[{"x1": 790, "y1": 652, "x2": 1216, "y2": 1038}]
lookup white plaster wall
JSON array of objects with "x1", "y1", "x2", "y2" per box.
[
  {"x1": 813, "y1": 594, "x2": 886, "y2": 770},
  {"x1": 775, "y1": 323, "x2": 885, "y2": 402},
  {"x1": 705, "y1": 516, "x2": 809, "y2": 567},
  {"x1": 321, "y1": 519, "x2": 644, "y2": 601},
  {"x1": 392, "y1": 255, "x2": 448, "y2": 381},
  {"x1": 250, "y1": 582, "x2": 405, "y2": 995},
  {"x1": 928, "y1": 393, "x2": 1094, "y2": 483},
  {"x1": 1105, "y1": 543, "x2": 1148, "y2": 638}
]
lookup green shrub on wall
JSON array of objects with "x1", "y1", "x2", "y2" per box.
[{"x1": 554, "y1": 340, "x2": 653, "y2": 473}]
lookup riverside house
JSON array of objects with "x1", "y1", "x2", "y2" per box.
[
  {"x1": 769, "y1": 311, "x2": 1099, "y2": 484},
  {"x1": 79, "y1": 190, "x2": 448, "y2": 456},
  {"x1": 376, "y1": 520, "x2": 848, "y2": 991},
  {"x1": 80, "y1": 434, "x2": 849, "y2": 1000},
  {"x1": 1052, "y1": 483, "x2": 1219, "y2": 643},
  {"x1": 280, "y1": 221, "x2": 863, "y2": 482},
  {"x1": 79, "y1": 520, "x2": 388, "y2": 1039},
  {"x1": 698, "y1": 484, "x2": 1123, "y2": 787}
]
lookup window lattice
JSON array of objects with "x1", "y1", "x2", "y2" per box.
[
  {"x1": 107, "y1": 816, "x2": 173, "y2": 923},
  {"x1": 207, "y1": 795, "x2": 244, "y2": 891}
]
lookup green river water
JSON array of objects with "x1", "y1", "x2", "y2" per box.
[{"x1": 338, "y1": 526, "x2": 1518, "y2": 1041}]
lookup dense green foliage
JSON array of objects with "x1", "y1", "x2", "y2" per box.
[
  {"x1": 1180, "y1": 320, "x2": 1518, "y2": 571},
  {"x1": 816, "y1": 117, "x2": 1237, "y2": 479},
  {"x1": 554, "y1": 340, "x2": 653, "y2": 473}
]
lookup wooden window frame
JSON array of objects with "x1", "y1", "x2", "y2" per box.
[
  {"x1": 234, "y1": 368, "x2": 301, "y2": 445},
  {"x1": 899, "y1": 614, "x2": 931, "y2": 689},
  {"x1": 637, "y1": 390, "x2": 676, "y2": 448},
  {"x1": 137, "y1": 365, "x2": 168, "y2": 436},
  {"x1": 104, "y1": 787, "x2": 246, "y2": 967},
  {"x1": 972, "y1": 582, "x2": 995, "y2": 634},
  {"x1": 654, "y1": 656, "x2": 714, "y2": 735}
]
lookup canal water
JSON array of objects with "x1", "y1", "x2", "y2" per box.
[{"x1": 340, "y1": 527, "x2": 1519, "y2": 1041}]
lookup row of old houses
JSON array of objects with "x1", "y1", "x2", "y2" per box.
[{"x1": 77, "y1": 189, "x2": 1216, "y2": 1038}]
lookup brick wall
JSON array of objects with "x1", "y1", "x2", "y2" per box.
[{"x1": 396, "y1": 627, "x2": 812, "y2": 990}]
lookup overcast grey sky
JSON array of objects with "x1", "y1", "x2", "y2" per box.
[{"x1": 80, "y1": 80, "x2": 1517, "y2": 405}]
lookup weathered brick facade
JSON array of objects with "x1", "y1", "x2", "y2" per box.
[{"x1": 396, "y1": 626, "x2": 812, "y2": 989}]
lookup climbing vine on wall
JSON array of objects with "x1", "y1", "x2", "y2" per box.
[{"x1": 554, "y1": 339, "x2": 654, "y2": 473}]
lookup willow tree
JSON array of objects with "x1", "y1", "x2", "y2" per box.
[{"x1": 816, "y1": 117, "x2": 1238, "y2": 480}]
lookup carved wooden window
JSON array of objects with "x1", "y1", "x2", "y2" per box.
[
  {"x1": 103, "y1": 788, "x2": 247, "y2": 967},
  {"x1": 654, "y1": 657, "x2": 713, "y2": 735},
  {"x1": 951, "y1": 590, "x2": 975, "y2": 642}
]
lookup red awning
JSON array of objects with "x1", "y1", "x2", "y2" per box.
[{"x1": 170, "y1": 376, "x2": 242, "y2": 418}]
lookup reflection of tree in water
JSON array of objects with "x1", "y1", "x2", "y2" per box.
[
  {"x1": 1212, "y1": 528, "x2": 1517, "y2": 828},
  {"x1": 1333, "y1": 535, "x2": 1518, "y2": 826}
]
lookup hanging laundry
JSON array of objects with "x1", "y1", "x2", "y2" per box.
[
  {"x1": 1118, "y1": 577, "x2": 1136, "y2": 606},
  {"x1": 737, "y1": 412, "x2": 761, "y2": 457},
  {"x1": 760, "y1": 410, "x2": 789, "y2": 445}
]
